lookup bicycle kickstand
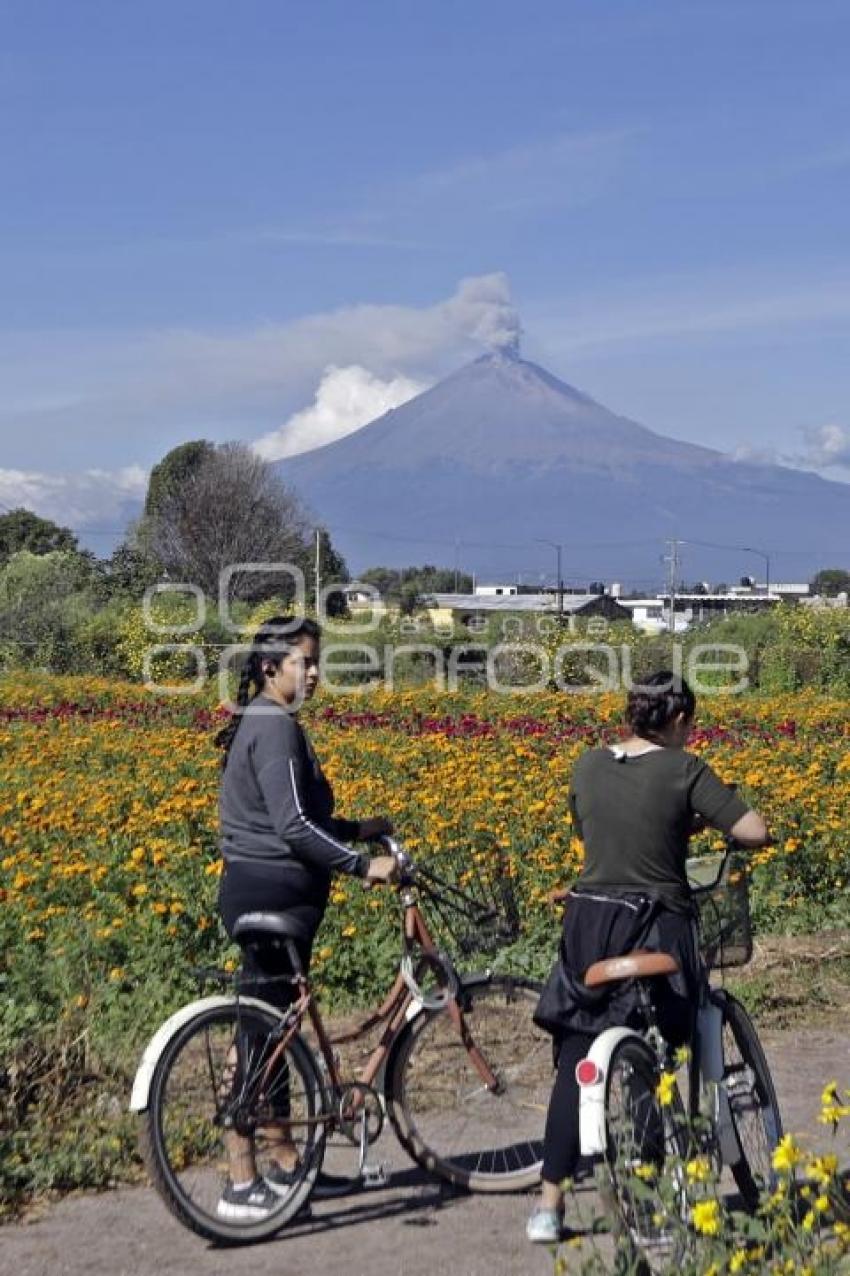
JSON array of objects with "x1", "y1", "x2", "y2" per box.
[{"x1": 357, "y1": 1111, "x2": 392, "y2": 1190}]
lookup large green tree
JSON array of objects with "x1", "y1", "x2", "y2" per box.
[{"x1": 0, "y1": 508, "x2": 78, "y2": 567}]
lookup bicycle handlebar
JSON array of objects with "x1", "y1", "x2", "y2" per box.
[{"x1": 376, "y1": 834, "x2": 417, "y2": 885}]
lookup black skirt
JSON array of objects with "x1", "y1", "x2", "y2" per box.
[{"x1": 533, "y1": 888, "x2": 701, "y2": 1047}]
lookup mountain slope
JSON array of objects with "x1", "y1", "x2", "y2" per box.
[{"x1": 279, "y1": 351, "x2": 850, "y2": 584}]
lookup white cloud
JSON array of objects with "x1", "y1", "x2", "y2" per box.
[
  {"x1": 732, "y1": 423, "x2": 850, "y2": 474},
  {"x1": 0, "y1": 464, "x2": 148, "y2": 531},
  {"x1": 254, "y1": 364, "x2": 427, "y2": 460},
  {"x1": 796, "y1": 423, "x2": 850, "y2": 470}
]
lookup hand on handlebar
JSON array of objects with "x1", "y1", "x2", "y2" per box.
[{"x1": 363, "y1": 855, "x2": 400, "y2": 887}]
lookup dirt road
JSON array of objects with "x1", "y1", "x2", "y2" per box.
[{"x1": 5, "y1": 1026, "x2": 848, "y2": 1276}]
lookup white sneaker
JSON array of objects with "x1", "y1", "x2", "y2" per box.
[
  {"x1": 526, "y1": 1207, "x2": 562, "y2": 1243},
  {"x1": 216, "y1": 1177, "x2": 280, "y2": 1222}
]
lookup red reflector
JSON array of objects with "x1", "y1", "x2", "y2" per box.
[{"x1": 575, "y1": 1059, "x2": 603, "y2": 1087}]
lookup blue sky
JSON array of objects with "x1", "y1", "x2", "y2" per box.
[{"x1": 1, "y1": 0, "x2": 849, "y2": 551}]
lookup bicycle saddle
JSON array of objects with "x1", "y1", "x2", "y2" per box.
[
  {"x1": 584, "y1": 950, "x2": 679, "y2": 988},
  {"x1": 232, "y1": 911, "x2": 313, "y2": 943}
]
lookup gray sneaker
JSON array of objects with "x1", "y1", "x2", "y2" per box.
[{"x1": 216, "y1": 1178, "x2": 280, "y2": 1222}]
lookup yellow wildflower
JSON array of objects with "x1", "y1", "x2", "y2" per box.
[
  {"x1": 685, "y1": 1156, "x2": 712, "y2": 1184},
  {"x1": 656, "y1": 1071, "x2": 677, "y2": 1107},
  {"x1": 691, "y1": 1198, "x2": 722, "y2": 1236},
  {"x1": 771, "y1": 1134, "x2": 802, "y2": 1174}
]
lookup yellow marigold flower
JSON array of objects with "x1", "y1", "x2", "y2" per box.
[
  {"x1": 692, "y1": 1198, "x2": 722, "y2": 1236},
  {"x1": 729, "y1": 1249, "x2": 747, "y2": 1273},
  {"x1": 633, "y1": 1163, "x2": 657, "y2": 1182},
  {"x1": 771, "y1": 1134, "x2": 803, "y2": 1174},
  {"x1": 109, "y1": 967, "x2": 125, "y2": 981},
  {"x1": 801, "y1": 1209, "x2": 816, "y2": 1231},
  {"x1": 685, "y1": 1156, "x2": 712, "y2": 1184},
  {"x1": 341, "y1": 924, "x2": 357, "y2": 938},
  {"x1": 317, "y1": 946, "x2": 333, "y2": 961},
  {"x1": 656, "y1": 1071, "x2": 677, "y2": 1107},
  {"x1": 807, "y1": 1153, "x2": 838, "y2": 1185}
]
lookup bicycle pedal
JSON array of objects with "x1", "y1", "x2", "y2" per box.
[{"x1": 361, "y1": 1162, "x2": 391, "y2": 1189}]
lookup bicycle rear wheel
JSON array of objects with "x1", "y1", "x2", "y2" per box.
[
  {"x1": 716, "y1": 991, "x2": 782, "y2": 1210},
  {"x1": 385, "y1": 974, "x2": 547, "y2": 1192},
  {"x1": 603, "y1": 1037, "x2": 688, "y2": 1274},
  {"x1": 140, "y1": 1001, "x2": 326, "y2": 1244}
]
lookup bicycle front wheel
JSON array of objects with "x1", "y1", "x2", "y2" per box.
[
  {"x1": 716, "y1": 991, "x2": 782, "y2": 1209},
  {"x1": 603, "y1": 1037, "x2": 688, "y2": 1274},
  {"x1": 385, "y1": 974, "x2": 547, "y2": 1192},
  {"x1": 140, "y1": 1001, "x2": 326, "y2": 1244}
]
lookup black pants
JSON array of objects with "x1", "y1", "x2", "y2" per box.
[
  {"x1": 541, "y1": 1031, "x2": 596, "y2": 1185},
  {"x1": 218, "y1": 859, "x2": 328, "y2": 1118},
  {"x1": 218, "y1": 859, "x2": 328, "y2": 1006}
]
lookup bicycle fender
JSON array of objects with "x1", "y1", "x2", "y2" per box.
[
  {"x1": 697, "y1": 996, "x2": 725, "y2": 1083},
  {"x1": 578, "y1": 1027, "x2": 643, "y2": 1158},
  {"x1": 128, "y1": 994, "x2": 286, "y2": 1113}
]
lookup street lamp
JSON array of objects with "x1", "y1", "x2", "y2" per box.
[
  {"x1": 740, "y1": 547, "x2": 771, "y2": 598},
  {"x1": 535, "y1": 539, "x2": 564, "y2": 617}
]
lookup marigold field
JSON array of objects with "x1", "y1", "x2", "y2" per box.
[{"x1": 1, "y1": 674, "x2": 849, "y2": 1212}]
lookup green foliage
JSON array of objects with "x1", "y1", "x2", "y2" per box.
[
  {"x1": 0, "y1": 551, "x2": 96, "y2": 671},
  {"x1": 360, "y1": 563, "x2": 474, "y2": 602},
  {"x1": 554, "y1": 1109, "x2": 850, "y2": 1275},
  {"x1": 0, "y1": 508, "x2": 78, "y2": 567},
  {"x1": 144, "y1": 441, "x2": 215, "y2": 516},
  {"x1": 810, "y1": 568, "x2": 850, "y2": 598}
]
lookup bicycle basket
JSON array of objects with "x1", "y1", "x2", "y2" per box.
[
  {"x1": 687, "y1": 852, "x2": 752, "y2": 970},
  {"x1": 414, "y1": 844, "x2": 521, "y2": 960}
]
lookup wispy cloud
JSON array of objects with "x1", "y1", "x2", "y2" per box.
[
  {"x1": 356, "y1": 127, "x2": 641, "y2": 234},
  {"x1": 535, "y1": 266, "x2": 850, "y2": 353},
  {"x1": 0, "y1": 274, "x2": 520, "y2": 445}
]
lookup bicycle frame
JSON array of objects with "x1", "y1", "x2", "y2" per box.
[{"x1": 239, "y1": 879, "x2": 501, "y2": 1132}]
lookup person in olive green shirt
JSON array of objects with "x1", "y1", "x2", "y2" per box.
[{"x1": 527, "y1": 671, "x2": 769, "y2": 1244}]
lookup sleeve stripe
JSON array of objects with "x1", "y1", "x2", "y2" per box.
[{"x1": 287, "y1": 759, "x2": 361, "y2": 869}]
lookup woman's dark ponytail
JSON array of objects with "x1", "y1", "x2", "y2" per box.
[
  {"x1": 214, "y1": 614, "x2": 322, "y2": 767},
  {"x1": 625, "y1": 670, "x2": 696, "y2": 743}
]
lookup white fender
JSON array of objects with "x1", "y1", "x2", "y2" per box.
[
  {"x1": 698, "y1": 996, "x2": 743, "y2": 1167},
  {"x1": 129, "y1": 994, "x2": 287, "y2": 1113},
  {"x1": 577, "y1": 1027, "x2": 644, "y2": 1157}
]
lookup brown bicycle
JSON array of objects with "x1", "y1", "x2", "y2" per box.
[{"x1": 132, "y1": 838, "x2": 549, "y2": 1243}]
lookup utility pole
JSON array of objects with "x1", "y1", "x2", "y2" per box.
[
  {"x1": 454, "y1": 537, "x2": 460, "y2": 594},
  {"x1": 664, "y1": 539, "x2": 681, "y2": 635},
  {"x1": 314, "y1": 527, "x2": 321, "y2": 615},
  {"x1": 535, "y1": 539, "x2": 564, "y2": 619}
]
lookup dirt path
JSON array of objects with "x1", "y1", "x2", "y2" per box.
[{"x1": 5, "y1": 1027, "x2": 849, "y2": 1276}]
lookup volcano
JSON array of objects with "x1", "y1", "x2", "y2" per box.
[{"x1": 279, "y1": 351, "x2": 850, "y2": 586}]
